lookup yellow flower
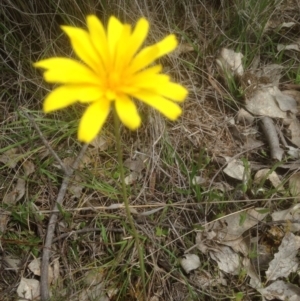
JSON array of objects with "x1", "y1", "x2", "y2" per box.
[{"x1": 34, "y1": 15, "x2": 188, "y2": 143}]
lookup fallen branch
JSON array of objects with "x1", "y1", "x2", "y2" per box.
[
  {"x1": 40, "y1": 144, "x2": 88, "y2": 300},
  {"x1": 261, "y1": 116, "x2": 284, "y2": 161},
  {"x1": 23, "y1": 110, "x2": 88, "y2": 301}
]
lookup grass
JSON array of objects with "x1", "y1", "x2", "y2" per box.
[{"x1": 1, "y1": 0, "x2": 300, "y2": 300}]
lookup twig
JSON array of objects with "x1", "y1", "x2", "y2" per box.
[
  {"x1": 23, "y1": 110, "x2": 89, "y2": 300},
  {"x1": 40, "y1": 143, "x2": 88, "y2": 301},
  {"x1": 261, "y1": 116, "x2": 284, "y2": 161}
]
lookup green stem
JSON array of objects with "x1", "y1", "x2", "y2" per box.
[{"x1": 113, "y1": 107, "x2": 146, "y2": 300}]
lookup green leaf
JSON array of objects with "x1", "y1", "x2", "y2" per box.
[
  {"x1": 239, "y1": 211, "x2": 247, "y2": 226},
  {"x1": 255, "y1": 208, "x2": 270, "y2": 214}
]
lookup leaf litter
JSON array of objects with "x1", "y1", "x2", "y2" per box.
[
  {"x1": 254, "y1": 168, "x2": 284, "y2": 192},
  {"x1": 218, "y1": 47, "x2": 300, "y2": 163},
  {"x1": 271, "y1": 203, "x2": 300, "y2": 232},
  {"x1": 266, "y1": 232, "x2": 300, "y2": 281},
  {"x1": 223, "y1": 157, "x2": 250, "y2": 182},
  {"x1": 17, "y1": 277, "x2": 40, "y2": 301},
  {"x1": 13, "y1": 44, "x2": 300, "y2": 301},
  {"x1": 190, "y1": 204, "x2": 300, "y2": 299},
  {"x1": 200, "y1": 47, "x2": 300, "y2": 297},
  {"x1": 180, "y1": 254, "x2": 201, "y2": 273},
  {"x1": 3, "y1": 2, "x2": 300, "y2": 300},
  {"x1": 0, "y1": 148, "x2": 22, "y2": 169},
  {"x1": 1, "y1": 177, "x2": 26, "y2": 234},
  {"x1": 289, "y1": 173, "x2": 300, "y2": 197},
  {"x1": 258, "y1": 280, "x2": 300, "y2": 301}
]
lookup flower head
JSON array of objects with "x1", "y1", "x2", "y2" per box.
[{"x1": 34, "y1": 16, "x2": 188, "y2": 143}]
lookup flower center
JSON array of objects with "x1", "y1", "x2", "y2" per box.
[{"x1": 105, "y1": 71, "x2": 121, "y2": 100}]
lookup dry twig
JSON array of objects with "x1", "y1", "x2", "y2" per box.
[
  {"x1": 40, "y1": 144, "x2": 88, "y2": 300},
  {"x1": 23, "y1": 110, "x2": 88, "y2": 301},
  {"x1": 261, "y1": 116, "x2": 284, "y2": 161}
]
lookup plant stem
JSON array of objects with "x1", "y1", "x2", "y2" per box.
[{"x1": 112, "y1": 107, "x2": 146, "y2": 300}]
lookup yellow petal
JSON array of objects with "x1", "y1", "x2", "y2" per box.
[
  {"x1": 61, "y1": 26, "x2": 104, "y2": 75},
  {"x1": 158, "y1": 82, "x2": 188, "y2": 102},
  {"x1": 114, "y1": 24, "x2": 132, "y2": 72},
  {"x1": 87, "y1": 15, "x2": 110, "y2": 68},
  {"x1": 133, "y1": 92, "x2": 182, "y2": 120},
  {"x1": 115, "y1": 95, "x2": 141, "y2": 130},
  {"x1": 126, "y1": 65, "x2": 163, "y2": 85},
  {"x1": 119, "y1": 65, "x2": 163, "y2": 94},
  {"x1": 144, "y1": 81, "x2": 188, "y2": 102},
  {"x1": 130, "y1": 72, "x2": 169, "y2": 88},
  {"x1": 155, "y1": 34, "x2": 178, "y2": 58},
  {"x1": 123, "y1": 18, "x2": 149, "y2": 65},
  {"x1": 34, "y1": 58, "x2": 100, "y2": 85},
  {"x1": 107, "y1": 16, "x2": 124, "y2": 61},
  {"x1": 78, "y1": 100, "x2": 110, "y2": 143},
  {"x1": 125, "y1": 46, "x2": 159, "y2": 75},
  {"x1": 127, "y1": 65, "x2": 187, "y2": 102},
  {"x1": 43, "y1": 85, "x2": 103, "y2": 113},
  {"x1": 127, "y1": 34, "x2": 177, "y2": 75}
]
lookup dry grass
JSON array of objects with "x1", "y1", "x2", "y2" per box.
[{"x1": 1, "y1": 0, "x2": 300, "y2": 300}]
